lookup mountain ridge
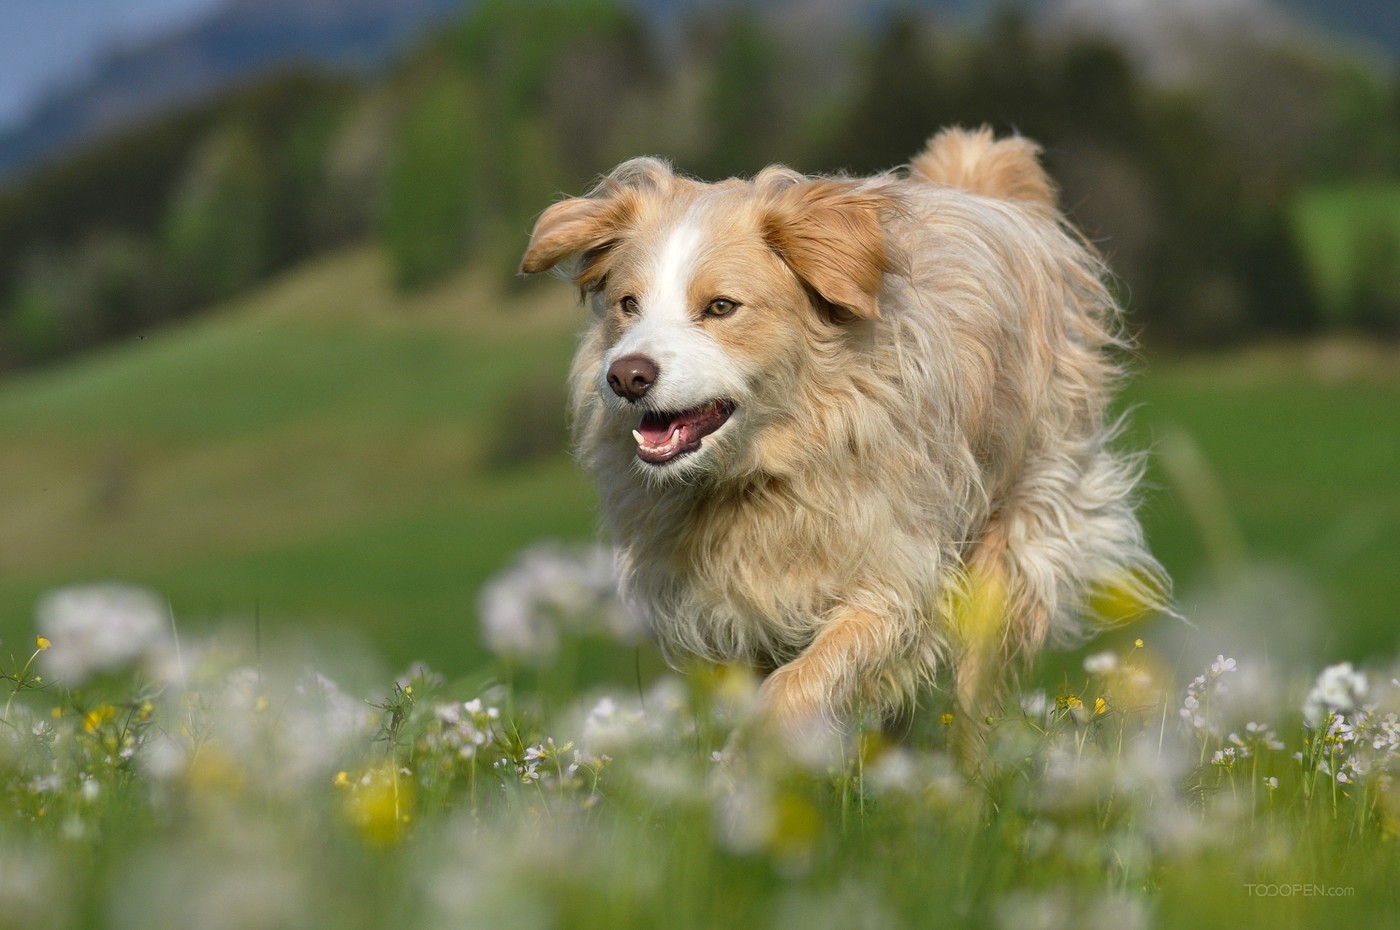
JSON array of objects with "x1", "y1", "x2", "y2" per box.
[{"x1": 0, "y1": 0, "x2": 466, "y2": 181}]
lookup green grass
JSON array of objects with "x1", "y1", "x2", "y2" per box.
[
  {"x1": 2, "y1": 627, "x2": 1396, "y2": 930},
  {"x1": 1123, "y1": 344, "x2": 1400, "y2": 661},
  {"x1": 1, "y1": 246, "x2": 1398, "y2": 676},
  {"x1": 0, "y1": 248, "x2": 597, "y2": 670}
]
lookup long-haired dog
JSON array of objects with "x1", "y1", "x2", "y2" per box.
[{"x1": 521, "y1": 127, "x2": 1167, "y2": 755}]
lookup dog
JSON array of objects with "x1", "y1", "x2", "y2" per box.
[{"x1": 520, "y1": 127, "x2": 1167, "y2": 754}]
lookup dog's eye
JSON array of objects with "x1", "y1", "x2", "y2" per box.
[
  {"x1": 619, "y1": 296, "x2": 640, "y2": 315},
  {"x1": 705, "y1": 298, "x2": 739, "y2": 318}
]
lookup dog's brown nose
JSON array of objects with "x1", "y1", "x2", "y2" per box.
[{"x1": 607, "y1": 354, "x2": 659, "y2": 401}]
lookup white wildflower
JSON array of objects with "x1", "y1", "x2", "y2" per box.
[
  {"x1": 477, "y1": 542, "x2": 640, "y2": 665},
  {"x1": 1019, "y1": 690, "x2": 1049, "y2": 722},
  {"x1": 36, "y1": 583, "x2": 173, "y2": 684},
  {"x1": 865, "y1": 747, "x2": 919, "y2": 794},
  {"x1": 1245, "y1": 720, "x2": 1285, "y2": 751},
  {"x1": 1303, "y1": 662, "x2": 1369, "y2": 726},
  {"x1": 428, "y1": 698, "x2": 498, "y2": 760},
  {"x1": 1083, "y1": 651, "x2": 1118, "y2": 676}
]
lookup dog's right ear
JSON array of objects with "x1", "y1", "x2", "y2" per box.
[
  {"x1": 520, "y1": 157, "x2": 673, "y2": 285},
  {"x1": 519, "y1": 194, "x2": 631, "y2": 279}
]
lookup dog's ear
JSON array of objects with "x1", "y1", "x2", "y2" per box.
[
  {"x1": 761, "y1": 179, "x2": 892, "y2": 321},
  {"x1": 520, "y1": 157, "x2": 673, "y2": 286},
  {"x1": 519, "y1": 194, "x2": 632, "y2": 282}
]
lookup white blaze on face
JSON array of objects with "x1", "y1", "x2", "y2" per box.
[{"x1": 603, "y1": 217, "x2": 747, "y2": 413}]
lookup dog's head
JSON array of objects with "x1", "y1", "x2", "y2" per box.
[{"x1": 521, "y1": 158, "x2": 894, "y2": 482}]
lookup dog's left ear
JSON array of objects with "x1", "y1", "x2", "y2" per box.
[{"x1": 761, "y1": 180, "x2": 892, "y2": 321}]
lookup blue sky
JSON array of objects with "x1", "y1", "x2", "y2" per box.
[{"x1": 0, "y1": 0, "x2": 223, "y2": 129}]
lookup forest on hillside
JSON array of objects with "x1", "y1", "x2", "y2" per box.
[{"x1": 1, "y1": 0, "x2": 1398, "y2": 373}]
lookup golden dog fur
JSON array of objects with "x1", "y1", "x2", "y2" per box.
[{"x1": 521, "y1": 127, "x2": 1167, "y2": 752}]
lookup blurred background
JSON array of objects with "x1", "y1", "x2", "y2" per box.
[{"x1": 0, "y1": 0, "x2": 1396, "y2": 684}]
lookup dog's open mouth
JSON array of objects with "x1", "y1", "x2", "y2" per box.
[{"x1": 631, "y1": 400, "x2": 735, "y2": 465}]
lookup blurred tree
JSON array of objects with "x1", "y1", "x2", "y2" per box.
[
  {"x1": 1199, "y1": 43, "x2": 1336, "y2": 194},
  {"x1": 164, "y1": 123, "x2": 274, "y2": 302},
  {"x1": 955, "y1": 11, "x2": 1047, "y2": 134},
  {"x1": 3, "y1": 278, "x2": 65, "y2": 363},
  {"x1": 815, "y1": 15, "x2": 949, "y2": 175},
  {"x1": 378, "y1": 0, "x2": 654, "y2": 289},
  {"x1": 1318, "y1": 60, "x2": 1400, "y2": 181},
  {"x1": 382, "y1": 70, "x2": 480, "y2": 290},
  {"x1": 260, "y1": 90, "x2": 350, "y2": 271},
  {"x1": 1047, "y1": 39, "x2": 1143, "y2": 147},
  {"x1": 313, "y1": 91, "x2": 396, "y2": 249},
  {"x1": 3, "y1": 233, "x2": 175, "y2": 360},
  {"x1": 0, "y1": 109, "x2": 211, "y2": 309},
  {"x1": 1348, "y1": 222, "x2": 1400, "y2": 335},
  {"x1": 692, "y1": 14, "x2": 786, "y2": 179}
]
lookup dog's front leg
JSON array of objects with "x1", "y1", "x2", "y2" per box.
[{"x1": 758, "y1": 609, "x2": 901, "y2": 736}]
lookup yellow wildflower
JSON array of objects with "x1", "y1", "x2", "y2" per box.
[
  {"x1": 83, "y1": 703, "x2": 116, "y2": 733},
  {"x1": 345, "y1": 763, "x2": 414, "y2": 847},
  {"x1": 940, "y1": 712, "x2": 955, "y2": 726},
  {"x1": 186, "y1": 747, "x2": 247, "y2": 798},
  {"x1": 1094, "y1": 697, "x2": 1108, "y2": 716},
  {"x1": 36, "y1": 636, "x2": 52, "y2": 651},
  {"x1": 769, "y1": 791, "x2": 821, "y2": 862}
]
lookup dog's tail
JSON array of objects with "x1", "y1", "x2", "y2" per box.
[{"x1": 909, "y1": 126, "x2": 1056, "y2": 210}]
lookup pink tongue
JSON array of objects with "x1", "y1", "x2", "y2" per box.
[{"x1": 639, "y1": 410, "x2": 683, "y2": 444}]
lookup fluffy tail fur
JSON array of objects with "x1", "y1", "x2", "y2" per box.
[{"x1": 910, "y1": 126, "x2": 1056, "y2": 210}]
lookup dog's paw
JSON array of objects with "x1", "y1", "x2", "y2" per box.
[
  {"x1": 754, "y1": 663, "x2": 849, "y2": 761},
  {"x1": 758, "y1": 664, "x2": 823, "y2": 728}
]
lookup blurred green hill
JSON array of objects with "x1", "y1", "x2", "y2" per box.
[
  {"x1": 1, "y1": 246, "x2": 1397, "y2": 672},
  {"x1": 0, "y1": 247, "x2": 593, "y2": 670}
]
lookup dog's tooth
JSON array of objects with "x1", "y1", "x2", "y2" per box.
[{"x1": 632, "y1": 429, "x2": 644, "y2": 446}]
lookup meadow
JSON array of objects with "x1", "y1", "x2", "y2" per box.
[
  {"x1": 1, "y1": 245, "x2": 1399, "y2": 928},
  {"x1": 1, "y1": 245, "x2": 1396, "y2": 671}
]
